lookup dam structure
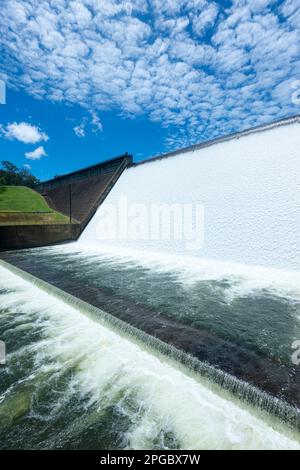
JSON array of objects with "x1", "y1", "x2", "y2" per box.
[
  {"x1": 37, "y1": 153, "x2": 132, "y2": 234},
  {"x1": 1, "y1": 115, "x2": 300, "y2": 449},
  {"x1": 0, "y1": 154, "x2": 132, "y2": 251},
  {"x1": 82, "y1": 114, "x2": 300, "y2": 271}
]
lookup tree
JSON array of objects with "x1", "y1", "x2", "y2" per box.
[
  {"x1": 18, "y1": 167, "x2": 40, "y2": 188},
  {"x1": 0, "y1": 160, "x2": 40, "y2": 188}
]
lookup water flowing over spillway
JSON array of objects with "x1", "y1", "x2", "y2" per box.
[
  {"x1": 1, "y1": 120, "x2": 300, "y2": 449},
  {"x1": 81, "y1": 120, "x2": 300, "y2": 270}
]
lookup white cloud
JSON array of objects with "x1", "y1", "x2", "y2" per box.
[
  {"x1": 90, "y1": 112, "x2": 103, "y2": 133},
  {"x1": 25, "y1": 146, "x2": 47, "y2": 160},
  {"x1": 0, "y1": 121, "x2": 49, "y2": 143},
  {"x1": 192, "y1": 2, "x2": 219, "y2": 36},
  {"x1": 0, "y1": 0, "x2": 300, "y2": 150},
  {"x1": 74, "y1": 124, "x2": 86, "y2": 138},
  {"x1": 73, "y1": 112, "x2": 103, "y2": 137}
]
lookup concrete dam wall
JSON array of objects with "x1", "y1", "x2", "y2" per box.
[{"x1": 81, "y1": 118, "x2": 300, "y2": 272}]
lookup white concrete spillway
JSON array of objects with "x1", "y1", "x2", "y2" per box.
[{"x1": 81, "y1": 118, "x2": 300, "y2": 272}]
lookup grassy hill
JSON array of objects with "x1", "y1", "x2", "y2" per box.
[{"x1": 0, "y1": 186, "x2": 72, "y2": 225}]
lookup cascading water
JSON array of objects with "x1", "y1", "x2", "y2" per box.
[
  {"x1": 1, "y1": 119, "x2": 300, "y2": 448},
  {"x1": 0, "y1": 263, "x2": 300, "y2": 450},
  {"x1": 80, "y1": 119, "x2": 300, "y2": 271}
]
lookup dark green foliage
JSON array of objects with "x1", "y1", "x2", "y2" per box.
[{"x1": 0, "y1": 160, "x2": 40, "y2": 188}]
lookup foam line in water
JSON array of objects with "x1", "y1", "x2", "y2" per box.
[
  {"x1": 1, "y1": 258, "x2": 300, "y2": 440},
  {"x1": 54, "y1": 242, "x2": 300, "y2": 302}
]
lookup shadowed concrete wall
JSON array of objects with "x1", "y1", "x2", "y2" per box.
[
  {"x1": 38, "y1": 155, "x2": 132, "y2": 228},
  {"x1": 42, "y1": 173, "x2": 113, "y2": 223}
]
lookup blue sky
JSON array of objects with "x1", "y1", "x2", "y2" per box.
[{"x1": 0, "y1": 0, "x2": 300, "y2": 181}]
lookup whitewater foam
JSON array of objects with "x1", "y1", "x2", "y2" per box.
[{"x1": 52, "y1": 242, "x2": 300, "y2": 303}]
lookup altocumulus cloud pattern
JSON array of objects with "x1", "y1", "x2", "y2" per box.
[{"x1": 1, "y1": 0, "x2": 300, "y2": 148}]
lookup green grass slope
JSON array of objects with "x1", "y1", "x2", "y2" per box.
[
  {"x1": 0, "y1": 186, "x2": 73, "y2": 225},
  {"x1": 0, "y1": 186, "x2": 51, "y2": 212}
]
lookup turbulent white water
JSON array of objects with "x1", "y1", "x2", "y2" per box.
[
  {"x1": 81, "y1": 120, "x2": 300, "y2": 271},
  {"x1": 1, "y1": 263, "x2": 300, "y2": 450},
  {"x1": 67, "y1": 242, "x2": 300, "y2": 305}
]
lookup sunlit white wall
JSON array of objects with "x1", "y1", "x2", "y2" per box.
[{"x1": 81, "y1": 121, "x2": 300, "y2": 271}]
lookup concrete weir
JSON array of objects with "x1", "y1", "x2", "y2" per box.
[{"x1": 1, "y1": 258, "x2": 300, "y2": 434}]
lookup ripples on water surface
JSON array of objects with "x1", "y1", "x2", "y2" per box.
[
  {"x1": 1, "y1": 244, "x2": 300, "y2": 449},
  {"x1": 4, "y1": 244, "x2": 300, "y2": 362}
]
